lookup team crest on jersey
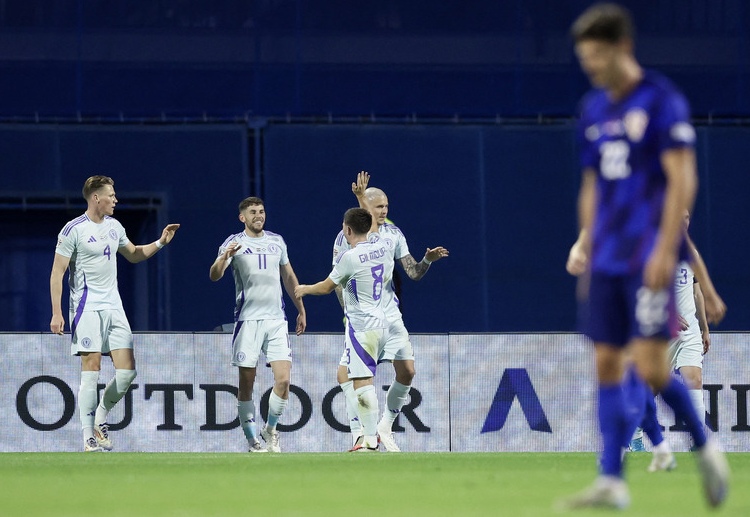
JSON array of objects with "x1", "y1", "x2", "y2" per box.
[
  {"x1": 109, "y1": 229, "x2": 118, "y2": 240},
  {"x1": 81, "y1": 337, "x2": 92, "y2": 349},
  {"x1": 623, "y1": 108, "x2": 649, "y2": 143},
  {"x1": 268, "y1": 244, "x2": 280, "y2": 254},
  {"x1": 236, "y1": 352, "x2": 246, "y2": 363},
  {"x1": 382, "y1": 238, "x2": 394, "y2": 250}
]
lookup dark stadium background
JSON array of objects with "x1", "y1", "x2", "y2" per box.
[{"x1": 1, "y1": 0, "x2": 748, "y2": 333}]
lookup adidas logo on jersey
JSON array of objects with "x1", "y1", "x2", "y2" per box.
[{"x1": 88, "y1": 236, "x2": 97, "y2": 243}]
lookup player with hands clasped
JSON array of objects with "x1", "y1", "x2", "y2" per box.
[{"x1": 49, "y1": 175, "x2": 180, "y2": 452}]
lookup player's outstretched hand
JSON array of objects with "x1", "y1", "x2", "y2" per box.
[
  {"x1": 159, "y1": 223, "x2": 181, "y2": 246},
  {"x1": 223, "y1": 242, "x2": 242, "y2": 259},
  {"x1": 294, "y1": 285, "x2": 308, "y2": 298},
  {"x1": 352, "y1": 171, "x2": 370, "y2": 199},
  {"x1": 677, "y1": 314, "x2": 690, "y2": 331},
  {"x1": 425, "y1": 246, "x2": 449, "y2": 263}
]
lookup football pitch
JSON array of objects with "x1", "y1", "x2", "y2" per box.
[{"x1": 1, "y1": 452, "x2": 747, "y2": 516}]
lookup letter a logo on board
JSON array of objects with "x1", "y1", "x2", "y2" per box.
[{"x1": 481, "y1": 368, "x2": 552, "y2": 433}]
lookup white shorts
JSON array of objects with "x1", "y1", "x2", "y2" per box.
[
  {"x1": 339, "y1": 317, "x2": 414, "y2": 368},
  {"x1": 340, "y1": 324, "x2": 388, "y2": 379},
  {"x1": 381, "y1": 317, "x2": 415, "y2": 362},
  {"x1": 668, "y1": 332, "x2": 704, "y2": 370},
  {"x1": 231, "y1": 319, "x2": 291, "y2": 368},
  {"x1": 70, "y1": 308, "x2": 133, "y2": 356}
]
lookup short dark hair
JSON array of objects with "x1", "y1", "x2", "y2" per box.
[
  {"x1": 344, "y1": 207, "x2": 372, "y2": 235},
  {"x1": 82, "y1": 175, "x2": 114, "y2": 200},
  {"x1": 571, "y1": 3, "x2": 634, "y2": 44},
  {"x1": 239, "y1": 196, "x2": 264, "y2": 212}
]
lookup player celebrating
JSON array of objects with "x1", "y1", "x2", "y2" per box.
[
  {"x1": 563, "y1": 3, "x2": 729, "y2": 509},
  {"x1": 296, "y1": 207, "x2": 392, "y2": 452},
  {"x1": 50, "y1": 175, "x2": 180, "y2": 452},
  {"x1": 333, "y1": 171, "x2": 449, "y2": 451},
  {"x1": 210, "y1": 197, "x2": 306, "y2": 453}
]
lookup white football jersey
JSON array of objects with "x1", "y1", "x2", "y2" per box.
[
  {"x1": 330, "y1": 239, "x2": 392, "y2": 331},
  {"x1": 218, "y1": 230, "x2": 290, "y2": 321},
  {"x1": 55, "y1": 214, "x2": 130, "y2": 312},
  {"x1": 674, "y1": 261, "x2": 700, "y2": 338},
  {"x1": 332, "y1": 222, "x2": 409, "y2": 320}
]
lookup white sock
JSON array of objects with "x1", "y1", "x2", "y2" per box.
[
  {"x1": 95, "y1": 369, "x2": 137, "y2": 426},
  {"x1": 238, "y1": 400, "x2": 259, "y2": 444},
  {"x1": 653, "y1": 440, "x2": 672, "y2": 454},
  {"x1": 379, "y1": 381, "x2": 410, "y2": 430},
  {"x1": 355, "y1": 385, "x2": 378, "y2": 443},
  {"x1": 79, "y1": 371, "x2": 99, "y2": 440},
  {"x1": 688, "y1": 389, "x2": 706, "y2": 430},
  {"x1": 340, "y1": 381, "x2": 361, "y2": 444},
  {"x1": 266, "y1": 390, "x2": 288, "y2": 431}
]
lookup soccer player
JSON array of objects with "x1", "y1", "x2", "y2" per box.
[
  {"x1": 296, "y1": 207, "x2": 393, "y2": 452},
  {"x1": 49, "y1": 175, "x2": 180, "y2": 452},
  {"x1": 669, "y1": 209, "x2": 725, "y2": 438},
  {"x1": 333, "y1": 171, "x2": 449, "y2": 451},
  {"x1": 563, "y1": 3, "x2": 729, "y2": 509},
  {"x1": 209, "y1": 197, "x2": 306, "y2": 453}
]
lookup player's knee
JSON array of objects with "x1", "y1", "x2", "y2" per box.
[
  {"x1": 397, "y1": 368, "x2": 415, "y2": 385},
  {"x1": 115, "y1": 369, "x2": 137, "y2": 393},
  {"x1": 274, "y1": 379, "x2": 290, "y2": 397}
]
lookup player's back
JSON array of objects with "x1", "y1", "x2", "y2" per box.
[{"x1": 332, "y1": 240, "x2": 391, "y2": 332}]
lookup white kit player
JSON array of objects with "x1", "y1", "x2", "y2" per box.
[
  {"x1": 668, "y1": 210, "x2": 712, "y2": 435},
  {"x1": 332, "y1": 171, "x2": 449, "y2": 452},
  {"x1": 296, "y1": 207, "x2": 392, "y2": 452},
  {"x1": 210, "y1": 196, "x2": 306, "y2": 453},
  {"x1": 50, "y1": 175, "x2": 180, "y2": 452}
]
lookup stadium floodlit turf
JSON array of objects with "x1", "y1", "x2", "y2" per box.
[{"x1": 1, "y1": 452, "x2": 747, "y2": 516}]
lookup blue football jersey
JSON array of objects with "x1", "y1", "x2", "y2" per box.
[{"x1": 577, "y1": 70, "x2": 696, "y2": 274}]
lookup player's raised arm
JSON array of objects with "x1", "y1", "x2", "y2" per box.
[
  {"x1": 399, "y1": 246, "x2": 449, "y2": 281},
  {"x1": 295, "y1": 277, "x2": 337, "y2": 298},
  {"x1": 210, "y1": 241, "x2": 241, "y2": 281},
  {"x1": 351, "y1": 170, "x2": 370, "y2": 208},
  {"x1": 119, "y1": 223, "x2": 181, "y2": 264}
]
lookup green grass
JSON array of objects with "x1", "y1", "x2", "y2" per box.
[{"x1": 1, "y1": 453, "x2": 747, "y2": 516}]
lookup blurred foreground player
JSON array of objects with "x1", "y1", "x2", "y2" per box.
[{"x1": 563, "y1": 3, "x2": 728, "y2": 509}]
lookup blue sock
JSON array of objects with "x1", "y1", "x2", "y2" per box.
[
  {"x1": 660, "y1": 376, "x2": 707, "y2": 449},
  {"x1": 641, "y1": 393, "x2": 665, "y2": 447},
  {"x1": 622, "y1": 367, "x2": 647, "y2": 448},
  {"x1": 598, "y1": 384, "x2": 628, "y2": 477}
]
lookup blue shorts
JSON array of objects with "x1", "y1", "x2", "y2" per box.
[{"x1": 582, "y1": 272, "x2": 678, "y2": 347}]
